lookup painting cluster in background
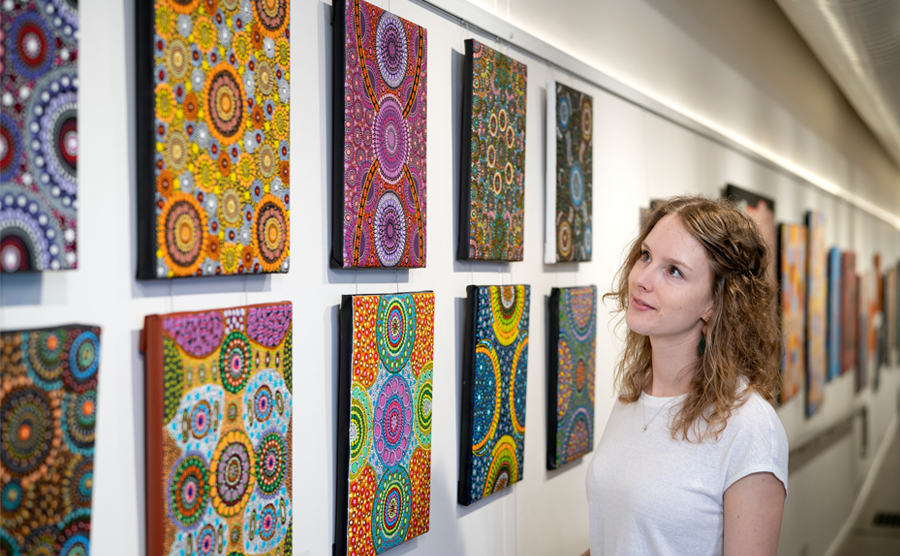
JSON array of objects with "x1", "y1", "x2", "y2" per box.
[
  {"x1": 147, "y1": 303, "x2": 293, "y2": 555},
  {"x1": 460, "y1": 285, "x2": 531, "y2": 505},
  {"x1": 840, "y1": 252, "x2": 858, "y2": 378},
  {"x1": 140, "y1": 0, "x2": 290, "y2": 278},
  {"x1": 546, "y1": 83, "x2": 593, "y2": 263},
  {"x1": 548, "y1": 286, "x2": 596, "y2": 469},
  {"x1": 460, "y1": 40, "x2": 527, "y2": 261},
  {"x1": 336, "y1": 0, "x2": 427, "y2": 268},
  {"x1": 1, "y1": 1, "x2": 79, "y2": 272},
  {"x1": 724, "y1": 185, "x2": 776, "y2": 285},
  {"x1": 779, "y1": 223, "x2": 807, "y2": 404},
  {"x1": 1, "y1": 325, "x2": 100, "y2": 555},
  {"x1": 338, "y1": 292, "x2": 434, "y2": 554}
]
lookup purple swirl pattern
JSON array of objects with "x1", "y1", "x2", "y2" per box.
[
  {"x1": 247, "y1": 305, "x2": 293, "y2": 348},
  {"x1": 163, "y1": 312, "x2": 225, "y2": 358}
]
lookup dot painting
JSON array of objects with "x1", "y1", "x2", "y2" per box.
[
  {"x1": 143, "y1": 302, "x2": 292, "y2": 556},
  {"x1": 333, "y1": 0, "x2": 427, "y2": 269},
  {"x1": 0, "y1": 324, "x2": 101, "y2": 556},
  {"x1": 137, "y1": 0, "x2": 290, "y2": 279},
  {"x1": 459, "y1": 285, "x2": 530, "y2": 505},
  {"x1": 547, "y1": 286, "x2": 596, "y2": 469},
  {"x1": 0, "y1": 0, "x2": 79, "y2": 273},
  {"x1": 336, "y1": 292, "x2": 434, "y2": 555},
  {"x1": 458, "y1": 40, "x2": 527, "y2": 261}
]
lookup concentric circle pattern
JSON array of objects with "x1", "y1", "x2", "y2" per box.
[
  {"x1": 375, "y1": 13, "x2": 409, "y2": 88},
  {"x1": 0, "y1": 384, "x2": 57, "y2": 478},
  {"x1": 210, "y1": 430, "x2": 256, "y2": 516},
  {"x1": 169, "y1": 455, "x2": 209, "y2": 526},
  {"x1": 373, "y1": 375, "x2": 413, "y2": 467},
  {"x1": 254, "y1": 433, "x2": 286, "y2": 495},
  {"x1": 371, "y1": 468, "x2": 412, "y2": 552},
  {"x1": 373, "y1": 96, "x2": 409, "y2": 183},
  {"x1": 489, "y1": 286, "x2": 526, "y2": 346},
  {"x1": 218, "y1": 332, "x2": 251, "y2": 393},
  {"x1": 372, "y1": 190, "x2": 407, "y2": 267},
  {"x1": 375, "y1": 295, "x2": 416, "y2": 371}
]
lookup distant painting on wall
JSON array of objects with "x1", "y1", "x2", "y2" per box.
[
  {"x1": 459, "y1": 285, "x2": 531, "y2": 505},
  {"x1": 1, "y1": 2, "x2": 79, "y2": 272},
  {"x1": 805, "y1": 212, "x2": 826, "y2": 416},
  {"x1": 547, "y1": 286, "x2": 596, "y2": 469},
  {"x1": 724, "y1": 185, "x2": 776, "y2": 284},
  {"x1": 857, "y1": 270, "x2": 869, "y2": 392},
  {"x1": 778, "y1": 223, "x2": 806, "y2": 404},
  {"x1": 545, "y1": 82, "x2": 592, "y2": 263},
  {"x1": 1, "y1": 325, "x2": 100, "y2": 555},
  {"x1": 459, "y1": 40, "x2": 527, "y2": 261},
  {"x1": 143, "y1": 302, "x2": 293, "y2": 556},
  {"x1": 871, "y1": 257, "x2": 883, "y2": 387},
  {"x1": 840, "y1": 252, "x2": 857, "y2": 376},
  {"x1": 826, "y1": 247, "x2": 841, "y2": 381},
  {"x1": 136, "y1": 0, "x2": 291, "y2": 279},
  {"x1": 893, "y1": 262, "x2": 900, "y2": 365},
  {"x1": 335, "y1": 291, "x2": 434, "y2": 555},
  {"x1": 331, "y1": 0, "x2": 427, "y2": 269}
]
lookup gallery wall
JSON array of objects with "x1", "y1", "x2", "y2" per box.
[{"x1": 1, "y1": 1, "x2": 899, "y2": 556}]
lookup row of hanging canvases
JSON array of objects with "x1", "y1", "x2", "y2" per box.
[{"x1": 1, "y1": 1, "x2": 899, "y2": 556}]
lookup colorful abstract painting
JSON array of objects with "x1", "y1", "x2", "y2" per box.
[
  {"x1": 826, "y1": 247, "x2": 841, "y2": 381},
  {"x1": 858, "y1": 270, "x2": 870, "y2": 391},
  {"x1": 335, "y1": 292, "x2": 434, "y2": 555},
  {"x1": 1, "y1": 2, "x2": 78, "y2": 272},
  {"x1": 778, "y1": 223, "x2": 806, "y2": 404},
  {"x1": 459, "y1": 285, "x2": 530, "y2": 505},
  {"x1": 1, "y1": 325, "x2": 100, "y2": 555},
  {"x1": 458, "y1": 40, "x2": 527, "y2": 261},
  {"x1": 332, "y1": 0, "x2": 427, "y2": 269},
  {"x1": 724, "y1": 185, "x2": 776, "y2": 285},
  {"x1": 136, "y1": 0, "x2": 291, "y2": 278},
  {"x1": 547, "y1": 286, "x2": 596, "y2": 469},
  {"x1": 841, "y1": 252, "x2": 857, "y2": 376},
  {"x1": 805, "y1": 212, "x2": 826, "y2": 416},
  {"x1": 143, "y1": 302, "x2": 292, "y2": 556},
  {"x1": 545, "y1": 83, "x2": 592, "y2": 263},
  {"x1": 890, "y1": 265, "x2": 898, "y2": 365}
]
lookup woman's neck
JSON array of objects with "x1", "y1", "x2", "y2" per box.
[{"x1": 647, "y1": 333, "x2": 701, "y2": 397}]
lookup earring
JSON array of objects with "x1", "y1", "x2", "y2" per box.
[{"x1": 698, "y1": 336, "x2": 706, "y2": 356}]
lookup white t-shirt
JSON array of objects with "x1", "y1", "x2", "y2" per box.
[{"x1": 585, "y1": 389, "x2": 788, "y2": 556}]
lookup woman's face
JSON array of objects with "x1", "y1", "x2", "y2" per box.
[{"x1": 626, "y1": 214, "x2": 715, "y2": 344}]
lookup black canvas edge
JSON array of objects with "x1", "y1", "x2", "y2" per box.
[
  {"x1": 723, "y1": 183, "x2": 775, "y2": 212},
  {"x1": 333, "y1": 294, "x2": 353, "y2": 556},
  {"x1": 776, "y1": 223, "x2": 786, "y2": 404},
  {"x1": 331, "y1": 0, "x2": 347, "y2": 269},
  {"x1": 546, "y1": 288, "x2": 561, "y2": 470},
  {"x1": 457, "y1": 285, "x2": 477, "y2": 505},
  {"x1": 804, "y1": 211, "x2": 815, "y2": 417},
  {"x1": 457, "y1": 39, "x2": 475, "y2": 261},
  {"x1": 135, "y1": 0, "x2": 157, "y2": 279}
]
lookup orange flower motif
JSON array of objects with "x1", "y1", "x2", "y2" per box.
[
  {"x1": 250, "y1": 23, "x2": 264, "y2": 50},
  {"x1": 251, "y1": 105, "x2": 264, "y2": 129},
  {"x1": 207, "y1": 235, "x2": 221, "y2": 261},
  {"x1": 218, "y1": 152, "x2": 232, "y2": 177},
  {"x1": 166, "y1": 0, "x2": 201, "y2": 14},
  {"x1": 183, "y1": 92, "x2": 199, "y2": 121},
  {"x1": 279, "y1": 161, "x2": 289, "y2": 185},
  {"x1": 203, "y1": 0, "x2": 218, "y2": 15},
  {"x1": 157, "y1": 169, "x2": 174, "y2": 197},
  {"x1": 241, "y1": 245, "x2": 255, "y2": 269}
]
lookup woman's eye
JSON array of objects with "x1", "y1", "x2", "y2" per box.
[
  {"x1": 667, "y1": 266, "x2": 682, "y2": 277},
  {"x1": 640, "y1": 250, "x2": 650, "y2": 262}
]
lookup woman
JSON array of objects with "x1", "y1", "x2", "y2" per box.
[{"x1": 585, "y1": 196, "x2": 788, "y2": 555}]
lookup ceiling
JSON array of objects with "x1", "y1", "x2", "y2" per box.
[{"x1": 776, "y1": 0, "x2": 900, "y2": 169}]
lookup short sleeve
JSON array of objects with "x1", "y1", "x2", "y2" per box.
[{"x1": 722, "y1": 394, "x2": 789, "y2": 496}]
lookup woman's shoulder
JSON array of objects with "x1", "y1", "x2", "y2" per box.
[{"x1": 725, "y1": 389, "x2": 787, "y2": 444}]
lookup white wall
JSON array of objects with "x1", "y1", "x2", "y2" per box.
[{"x1": 1, "y1": 1, "x2": 898, "y2": 556}]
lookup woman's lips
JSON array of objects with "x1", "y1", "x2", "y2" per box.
[{"x1": 631, "y1": 297, "x2": 655, "y2": 311}]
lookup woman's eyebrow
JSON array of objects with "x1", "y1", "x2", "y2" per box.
[{"x1": 641, "y1": 242, "x2": 692, "y2": 272}]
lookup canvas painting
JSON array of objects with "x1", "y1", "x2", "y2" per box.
[
  {"x1": 857, "y1": 270, "x2": 870, "y2": 391},
  {"x1": 724, "y1": 185, "x2": 776, "y2": 284},
  {"x1": 1, "y1": 2, "x2": 78, "y2": 272},
  {"x1": 136, "y1": 0, "x2": 291, "y2": 278},
  {"x1": 870, "y1": 257, "x2": 882, "y2": 380},
  {"x1": 459, "y1": 285, "x2": 531, "y2": 505},
  {"x1": 1, "y1": 325, "x2": 101, "y2": 554},
  {"x1": 778, "y1": 223, "x2": 806, "y2": 404},
  {"x1": 335, "y1": 292, "x2": 434, "y2": 555},
  {"x1": 826, "y1": 247, "x2": 841, "y2": 381},
  {"x1": 892, "y1": 264, "x2": 899, "y2": 365},
  {"x1": 841, "y1": 252, "x2": 857, "y2": 376},
  {"x1": 143, "y1": 302, "x2": 293, "y2": 556},
  {"x1": 805, "y1": 212, "x2": 826, "y2": 416},
  {"x1": 458, "y1": 40, "x2": 527, "y2": 261},
  {"x1": 544, "y1": 82, "x2": 592, "y2": 263},
  {"x1": 547, "y1": 286, "x2": 596, "y2": 469},
  {"x1": 331, "y1": 0, "x2": 427, "y2": 268}
]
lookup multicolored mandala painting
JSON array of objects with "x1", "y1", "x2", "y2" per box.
[
  {"x1": 0, "y1": 1, "x2": 79, "y2": 272},
  {"x1": 779, "y1": 223, "x2": 806, "y2": 404},
  {"x1": 1, "y1": 325, "x2": 101, "y2": 555},
  {"x1": 333, "y1": 0, "x2": 427, "y2": 268},
  {"x1": 547, "y1": 286, "x2": 596, "y2": 469},
  {"x1": 143, "y1": 302, "x2": 292, "y2": 556},
  {"x1": 545, "y1": 83, "x2": 592, "y2": 263},
  {"x1": 459, "y1": 285, "x2": 530, "y2": 505},
  {"x1": 335, "y1": 292, "x2": 434, "y2": 555},
  {"x1": 137, "y1": 0, "x2": 290, "y2": 278},
  {"x1": 459, "y1": 40, "x2": 527, "y2": 261}
]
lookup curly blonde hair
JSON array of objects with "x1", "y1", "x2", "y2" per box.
[{"x1": 606, "y1": 195, "x2": 782, "y2": 441}]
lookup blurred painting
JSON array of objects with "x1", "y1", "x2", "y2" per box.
[
  {"x1": 826, "y1": 246, "x2": 841, "y2": 381},
  {"x1": 778, "y1": 223, "x2": 806, "y2": 404},
  {"x1": 725, "y1": 185, "x2": 776, "y2": 284},
  {"x1": 840, "y1": 252, "x2": 857, "y2": 376}
]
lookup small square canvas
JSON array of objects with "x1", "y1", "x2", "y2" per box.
[
  {"x1": 332, "y1": 0, "x2": 427, "y2": 268},
  {"x1": 459, "y1": 285, "x2": 531, "y2": 505},
  {"x1": 778, "y1": 223, "x2": 806, "y2": 404},
  {"x1": 547, "y1": 286, "x2": 596, "y2": 469},
  {"x1": 143, "y1": 302, "x2": 293, "y2": 556},
  {"x1": 335, "y1": 292, "x2": 434, "y2": 555},
  {"x1": 724, "y1": 185, "x2": 776, "y2": 284},
  {"x1": 805, "y1": 211, "x2": 826, "y2": 416},
  {"x1": 136, "y1": 0, "x2": 291, "y2": 278},
  {"x1": 1, "y1": 3, "x2": 79, "y2": 272},
  {"x1": 1, "y1": 325, "x2": 101, "y2": 554},
  {"x1": 841, "y1": 252, "x2": 857, "y2": 376},
  {"x1": 459, "y1": 40, "x2": 527, "y2": 261},
  {"x1": 826, "y1": 247, "x2": 841, "y2": 381},
  {"x1": 545, "y1": 82, "x2": 593, "y2": 263}
]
